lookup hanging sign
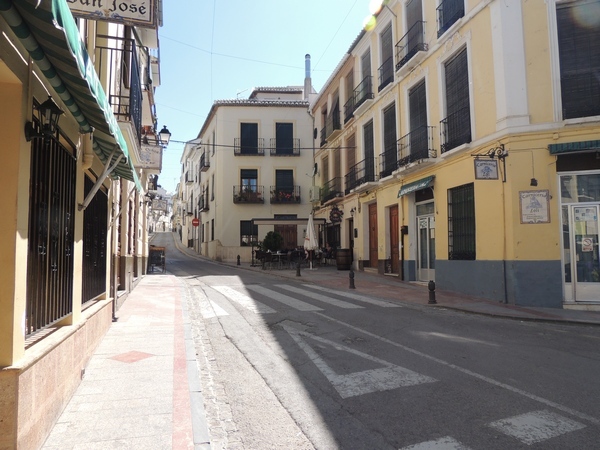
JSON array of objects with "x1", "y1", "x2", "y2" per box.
[
  {"x1": 66, "y1": 0, "x2": 156, "y2": 28},
  {"x1": 329, "y1": 206, "x2": 343, "y2": 224}
]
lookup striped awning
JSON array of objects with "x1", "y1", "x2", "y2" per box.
[
  {"x1": 397, "y1": 175, "x2": 435, "y2": 197},
  {"x1": 0, "y1": 0, "x2": 141, "y2": 190},
  {"x1": 548, "y1": 140, "x2": 600, "y2": 155}
]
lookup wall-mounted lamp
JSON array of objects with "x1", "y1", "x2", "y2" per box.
[
  {"x1": 142, "y1": 125, "x2": 172, "y2": 148},
  {"x1": 24, "y1": 96, "x2": 64, "y2": 141},
  {"x1": 350, "y1": 207, "x2": 356, "y2": 217}
]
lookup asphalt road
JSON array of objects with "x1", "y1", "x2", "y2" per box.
[{"x1": 152, "y1": 232, "x2": 600, "y2": 450}]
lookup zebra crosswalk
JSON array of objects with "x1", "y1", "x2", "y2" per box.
[{"x1": 195, "y1": 282, "x2": 400, "y2": 318}]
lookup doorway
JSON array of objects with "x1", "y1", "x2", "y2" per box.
[
  {"x1": 389, "y1": 205, "x2": 399, "y2": 273},
  {"x1": 369, "y1": 203, "x2": 378, "y2": 268},
  {"x1": 416, "y1": 201, "x2": 435, "y2": 281}
]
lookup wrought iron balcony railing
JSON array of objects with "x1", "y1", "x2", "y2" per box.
[
  {"x1": 397, "y1": 126, "x2": 436, "y2": 167},
  {"x1": 269, "y1": 185, "x2": 301, "y2": 204},
  {"x1": 440, "y1": 106, "x2": 471, "y2": 154},
  {"x1": 321, "y1": 177, "x2": 343, "y2": 203},
  {"x1": 378, "y1": 57, "x2": 394, "y2": 92},
  {"x1": 379, "y1": 143, "x2": 400, "y2": 179},
  {"x1": 234, "y1": 138, "x2": 265, "y2": 155},
  {"x1": 344, "y1": 96, "x2": 355, "y2": 123},
  {"x1": 320, "y1": 109, "x2": 341, "y2": 147},
  {"x1": 233, "y1": 185, "x2": 265, "y2": 203},
  {"x1": 269, "y1": 138, "x2": 300, "y2": 156},
  {"x1": 352, "y1": 76, "x2": 375, "y2": 112},
  {"x1": 185, "y1": 171, "x2": 193, "y2": 184},
  {"x1": 200, "y1": 152, "x2": 210, "y2": 171},
  {"x1": 396, "y1": 21, "x2": 428, "y2": 71},
  {"x1": 437, "y1": 0, "x2": 465, "y2": 37},
  {"x1": 198, "y1": 193, "x2": 209, "y2": 212},
  {"x1": 345, "y1": 157, "x2": 377, "y2": 193}
]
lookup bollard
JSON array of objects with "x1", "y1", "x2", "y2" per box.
[
  {"x1": 428, "y1": 280, "x2": 436, "y2": 304},
  {"x1": 237, "y1": 255, "x2": 240, "y2": 266},
  {"x1": 349, "y1": 266, "x2": 355, "y2": 289},
  {"x1": 296, "y1": 259, "x2": 301, "y2": 277}
]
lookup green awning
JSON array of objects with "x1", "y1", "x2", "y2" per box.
[
  {"x1": 0, "y1": 0, "x2": 141, "y2": 190},
  {"x1": 548, "y1": 140, "x2": 600, "y2": 155},
  {"x1": 397, "y1": 175, "x2": 434, "y2": 197}
]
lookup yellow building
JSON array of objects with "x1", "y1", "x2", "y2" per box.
[
  {"x1": 310, "y1": 0, "x2": 600, "y2": 309},
  {"x1": 0, "y1": 0, "x2": 166, "y2": 447}
]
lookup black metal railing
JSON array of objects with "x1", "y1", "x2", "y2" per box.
[
  {"x1": 26, "y1": 126, "x2": 76, "y2": 336},
  {"x1": 321, "y1": 177, "x2": 343, "y2": 203},
  {"x1": 320, "y1": 110, "x2": 341, "y2": 146},
  {"x1": 344, "y1": 96, "x2": 355, "y2": 123},
  {"x1": 185, "y1": 171, "x2": 193, "y2": 184},
  {"x1": 397, "y1": 126, "x2": 436, "y2": 168},
  {"x1": 437, "y1": 0, "x2": 465, "y2": 37},
  {"x1": 269, "y1": 138, "x2": 300, "y2": 156},
  {"x1": 82, "y1": 177, "x2": 107, "y2": 303},
  {"x1": 353, "y1": 76, "x2": 375, "y2": 112},
  {"x1": 95, "y1": 36, "x2": 143, "y2": 144},
  {"x1": 396, "y1": 21, "x2": 428, "y2": 71},
  {"x1": 345, "y1": 157, "x2": 377, "y2": 193},
  {"x1": 233, "y1": 185, "x2": 265, "y2": 203},
  {"x1": 379, "y1": 143, "x2": 399, "y2": 178},
  {"x1": 378, "y1": 57, "x2": 394, "y2": 91},
  {"x1": 234, "y1": 138, "x2": 265, "y2": 155},
  {"x1": 440, "y1": 106, "x2": 471, "y2": 153},
  {"x1": 270, "y1": 185, "x2": 301, "y2": 203},
  {"x1": 200, "y1": 152, "x2": 210, "y2": 171},
  {"x1": 199, "y1": 192, "x2": 209, "y2": 211}
]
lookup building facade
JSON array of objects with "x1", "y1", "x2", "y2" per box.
[
  {"x1": 0, "y1": 0, "x2": 166, "y2": 447},
  {"x1": 310, "y1": 0, "x2": 600, "y2": 309}
]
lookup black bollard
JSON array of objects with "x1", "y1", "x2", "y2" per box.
[
  {"x1": 237, "y1": 255, "x2": 240, "y2": 266},
  {"x1": 428, "y1": 280, "x2": 436, "y2": 304},
  {"x1": 296, "y1": 259, "x2": 301, "y2": 277},
  {"x1": 349, "y1": 266, "x2": 355, "y2": 289}
]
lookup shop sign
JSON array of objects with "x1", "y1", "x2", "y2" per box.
[
  {"x1": 329, "y1": 206, "x2": 343, "y2": 224},
  {"x1": 66, "y1": 0, "x2": 156, "y2": 28},
  {"x1": 519, "y1": 190, "x2": 550, "y2": 224}
]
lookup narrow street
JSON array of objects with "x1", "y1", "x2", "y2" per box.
[{"x1": 153, "y1": 232, "x2": 600, "y2": 450}]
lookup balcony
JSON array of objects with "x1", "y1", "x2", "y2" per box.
[
  {"x1": 380, "y1": 143, "x2": 400, "y2": 179},
  {"x1": 200, "y1": 152, "x2": 210, "y2": 171},
  {"x1": 343, "y1": 96, "x2": 355, "y2": 124},
  {"x1": 440, "y1": 107, "x2": 471, "y2": 154},
  {"x1": 233, "y1": 185, "x2": 265, "y2": 204},
  {"x1": 185, "y1": 171, "x2": 193, "y2": 184},
  {"x1": 321, "y1": 177, "x2": 343, "y2": 203},
  {"x1": 396, "y1": 21, "x2": 428, "y2": 75},
  {"x1": 95, "y1": 36, "x2": 144, "y2": 145},
  {"x1": 437, "y1": 0, "x2": 465, "y2": 38},
  {"x1": 320, "y1": 109, "x2": 341, "y2": 147},
  {"x1": 351, "y1": 76, "x2": 375, "y2": 117},
  {"x1": 378, "y1": 57, "x2": 394, "y2": 92},
  {"x1": 396, "y1": 126, "x2": 436, "y2": 172},
  {"x1": 198, "y1": 194, "x2": 209, "y2": 212},
  {"x1": 345, "y1": 157, "x2": 378, "y2": 194},
  {"x1": 270, "y1": 186, "x2": 301, "y2": 204},
  {"x1": 269, "y1": 138, "x2": 300, "y2": 156},
  {"x1": 234, "y1": 138, "x2": 265, "y2": 156}
]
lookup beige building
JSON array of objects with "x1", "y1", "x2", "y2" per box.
[
  {"x1": 0, "y1": 0, "x2": 167, "y2": 447},
  {"x1": 310, "y1": 0, "x2": 600, "y2": 309}
]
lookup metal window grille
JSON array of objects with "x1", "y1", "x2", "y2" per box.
[
  {"x1": 82, "y1": 176, "x2": 108, "y2": 303},
  {"x1": 448, "y1": 183, "x2": 475, "y2": 260}
]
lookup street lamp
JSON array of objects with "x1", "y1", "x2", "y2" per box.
[
  {"x1": 158, "y1": 125, "x2": 171, "y2": 146},
  {"x1": 24, "y1": 96, "x2": 64, "y2": 141}
]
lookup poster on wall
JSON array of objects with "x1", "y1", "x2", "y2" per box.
[
  {"x1": 519, "y1": 190, "x2": 550, "y2": 224},
  {"x1": 67, "y1": 0, "x2": 156, "y2": 28}
]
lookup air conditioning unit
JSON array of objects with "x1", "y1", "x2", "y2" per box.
[{"x1": 309, "y1": 186, "x2": 320, "y2": 202}]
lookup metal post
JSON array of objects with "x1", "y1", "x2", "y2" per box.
[
  {"x1": 349, "y1": 266, "x2": 355, "y2": 289},
  {"x1": 428, "y1": 280, "x2": 436, "y2": 304},
  {"x1": 296, "y1": 259, "x2": 301, "y2": 277},
  {"x1": 237, "y1": 255, "x2": 240, "y2": 266}
]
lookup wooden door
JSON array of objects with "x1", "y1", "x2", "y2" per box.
[
  {"x1": 390, "y1": 205, "x2": 399, "y2": 273},
  {"x1": 369, "y1": 203, "x2": 378, "y2": 268},
  {"x1": 275, "y1": 225, "x2": 297, "y2": 250}
]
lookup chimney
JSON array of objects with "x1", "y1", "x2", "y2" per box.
[{"x1": 304, "y1": 54, "x2": 312, "y2": 101}]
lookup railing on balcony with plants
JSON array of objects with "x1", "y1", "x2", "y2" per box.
[
  {"x1": 396, "y1": 21, "x2": 428, "y2": 71},
  {"x1": 397, "y1": 126, "x2": 436, "y2": 167},
  {"x1": 200, "y1": 152, "x2": 210, "y2": 171},
  {"x1": 269, "y1": 138, "x2": 300, "y2": 156},
  {"x1": 234, "y1": 138, "x2": 265, "y2": 155},
  {"x1": 378, "y1": 57, "x2": 394, "y2": 91},
  {"x1": 440, "y1": 106, "x2": 471, "y2": 154},
  {"x1": 437, "y1": 0, "x2": 465, "y2": 37},
  {"x1": 270, "y1": 185, "x2": 301, "y2": 204},
  {"x1": 95, "y1": 36, "x2": 143, "y2": 144},
  {"x1": 233, "y1": 185, "x2": 265, "y2": 203},
  {"x1": 352, "y1": 76, "x2": 375, "y2": 112},
  {"x1": 345, "y1": 157, "x2": 377, "y2": 193},
  {"x1": 379, "y1": 142, "x2": 400, "y2": 179},
  {"x1": 321, "y1": 177, "x2": 343, "y2": 203}
]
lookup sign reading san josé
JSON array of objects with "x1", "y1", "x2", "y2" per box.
[{"x1": 66, "y1": 0, "x2": 155, "y2": 28}]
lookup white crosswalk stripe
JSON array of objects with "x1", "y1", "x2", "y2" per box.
[
  {"x1": 276, "y1": 284, "x2": 364, "y2": 309},
  {"x1": 400, "y1": 436, "x2": 472, "y2": 449},
  {"x1": 199, "y1": 297, "x2": 229, "y2": 318},
  {"x1": 246, "y1": 285, "x2": 323, "y2": 311},
  {"x1": 211, "y1": 285, "x2": 276, "y2": 314},
  {"x1": 302, "y1": 284, "x2": 401, "y2": 307}
]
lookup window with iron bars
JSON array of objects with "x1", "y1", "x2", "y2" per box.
[{"x1": 448, "y1": 183, "x2": 475, "y2": 260}]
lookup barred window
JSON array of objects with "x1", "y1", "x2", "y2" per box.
[
  {"x1": 240, "y1": 220, "x2": 258, "y2": 246},
  {"x1": 448, "y1": 183, "x2": 475, "y2": 260}
]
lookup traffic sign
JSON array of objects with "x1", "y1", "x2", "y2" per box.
[{"x1": 192, "y1": 218, "x2": 200, "y2": 227}]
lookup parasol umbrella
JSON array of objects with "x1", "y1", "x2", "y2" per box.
[{"x1": 304, "y1": 213, "x2": 319, "y2": 269}]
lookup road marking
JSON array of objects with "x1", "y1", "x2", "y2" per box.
[
  {"x1": 315, "y1": 312, "x2": 600, "y2": 426},
  {"x1": 199, "y1": 299, "x2": 229, "y2": 318},
  {"x1": 246, "y1": 285, "x2": 323, "y2": 311},
  {"x1": 282, "y1": 323, "x2": 435, "y2": 399},
  {"x1": 212, "y1": 286, "x2": 276, "y2": 314},
  {"x1": 302, "y1": 284, "x2": 401, "y2": 307},
  {"x1": 400, "y1": 436, "x2": 472, "y2": 450},
  {"x1": 488, "y1": 410, "x2": 585, "y2": 445},
  {"x1": 277, "y1": 285, "x2": 364, "y2": 309}
]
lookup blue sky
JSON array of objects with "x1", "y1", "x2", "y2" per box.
[{"x1": 154, "y1": 0, "x2": 378, "y2": 194}]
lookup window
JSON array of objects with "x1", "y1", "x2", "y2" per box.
[
  {"x1": 211, "y1": 219, "x2": 214, "y2": 241},
  {"x1": 448, "y1": 183, "x2": 475, "y2": 260},
  {"x1": 437, "y1": 0, "x2": 465, "y2": 38},
  {"x1": 381, "y1": 103, "x2": 397, "y2": 178},
  {"x1": 275, "y1": 123, "x2": 294, "y2": 155},
  {"x1": 557, "y1": 1, "x2": 600, "y2": 119},
  {"x1": 409, "y1": 80, "x2": 429, "y2": 158},
  {"x1": 379, "y1": 23, "x2": 394, "y2": 91},
  {"x1": 211, "y1": 174, "x2": 215, "y2": 201},
  {"x1": 212, "y1": 130, "x2": 216, "y2": 155},
  {"x1": 275, "y1": 170, "x2": 294, "y2": 193},
  {"x1": 240, "y1": 123, "x2": 258, "y2": 154},
  {"x1": 240, "y1": 220, "x2": 258, "y2": 246},
  {"x1": 440, "y1": 48, "x2": 471, "y2": 153},
  {"x1": 364, "y1": 120, "x2": 375, "y2": 181},
  {"x1": 241, "y1": 169, "x2": 258, "y2": 192}
]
